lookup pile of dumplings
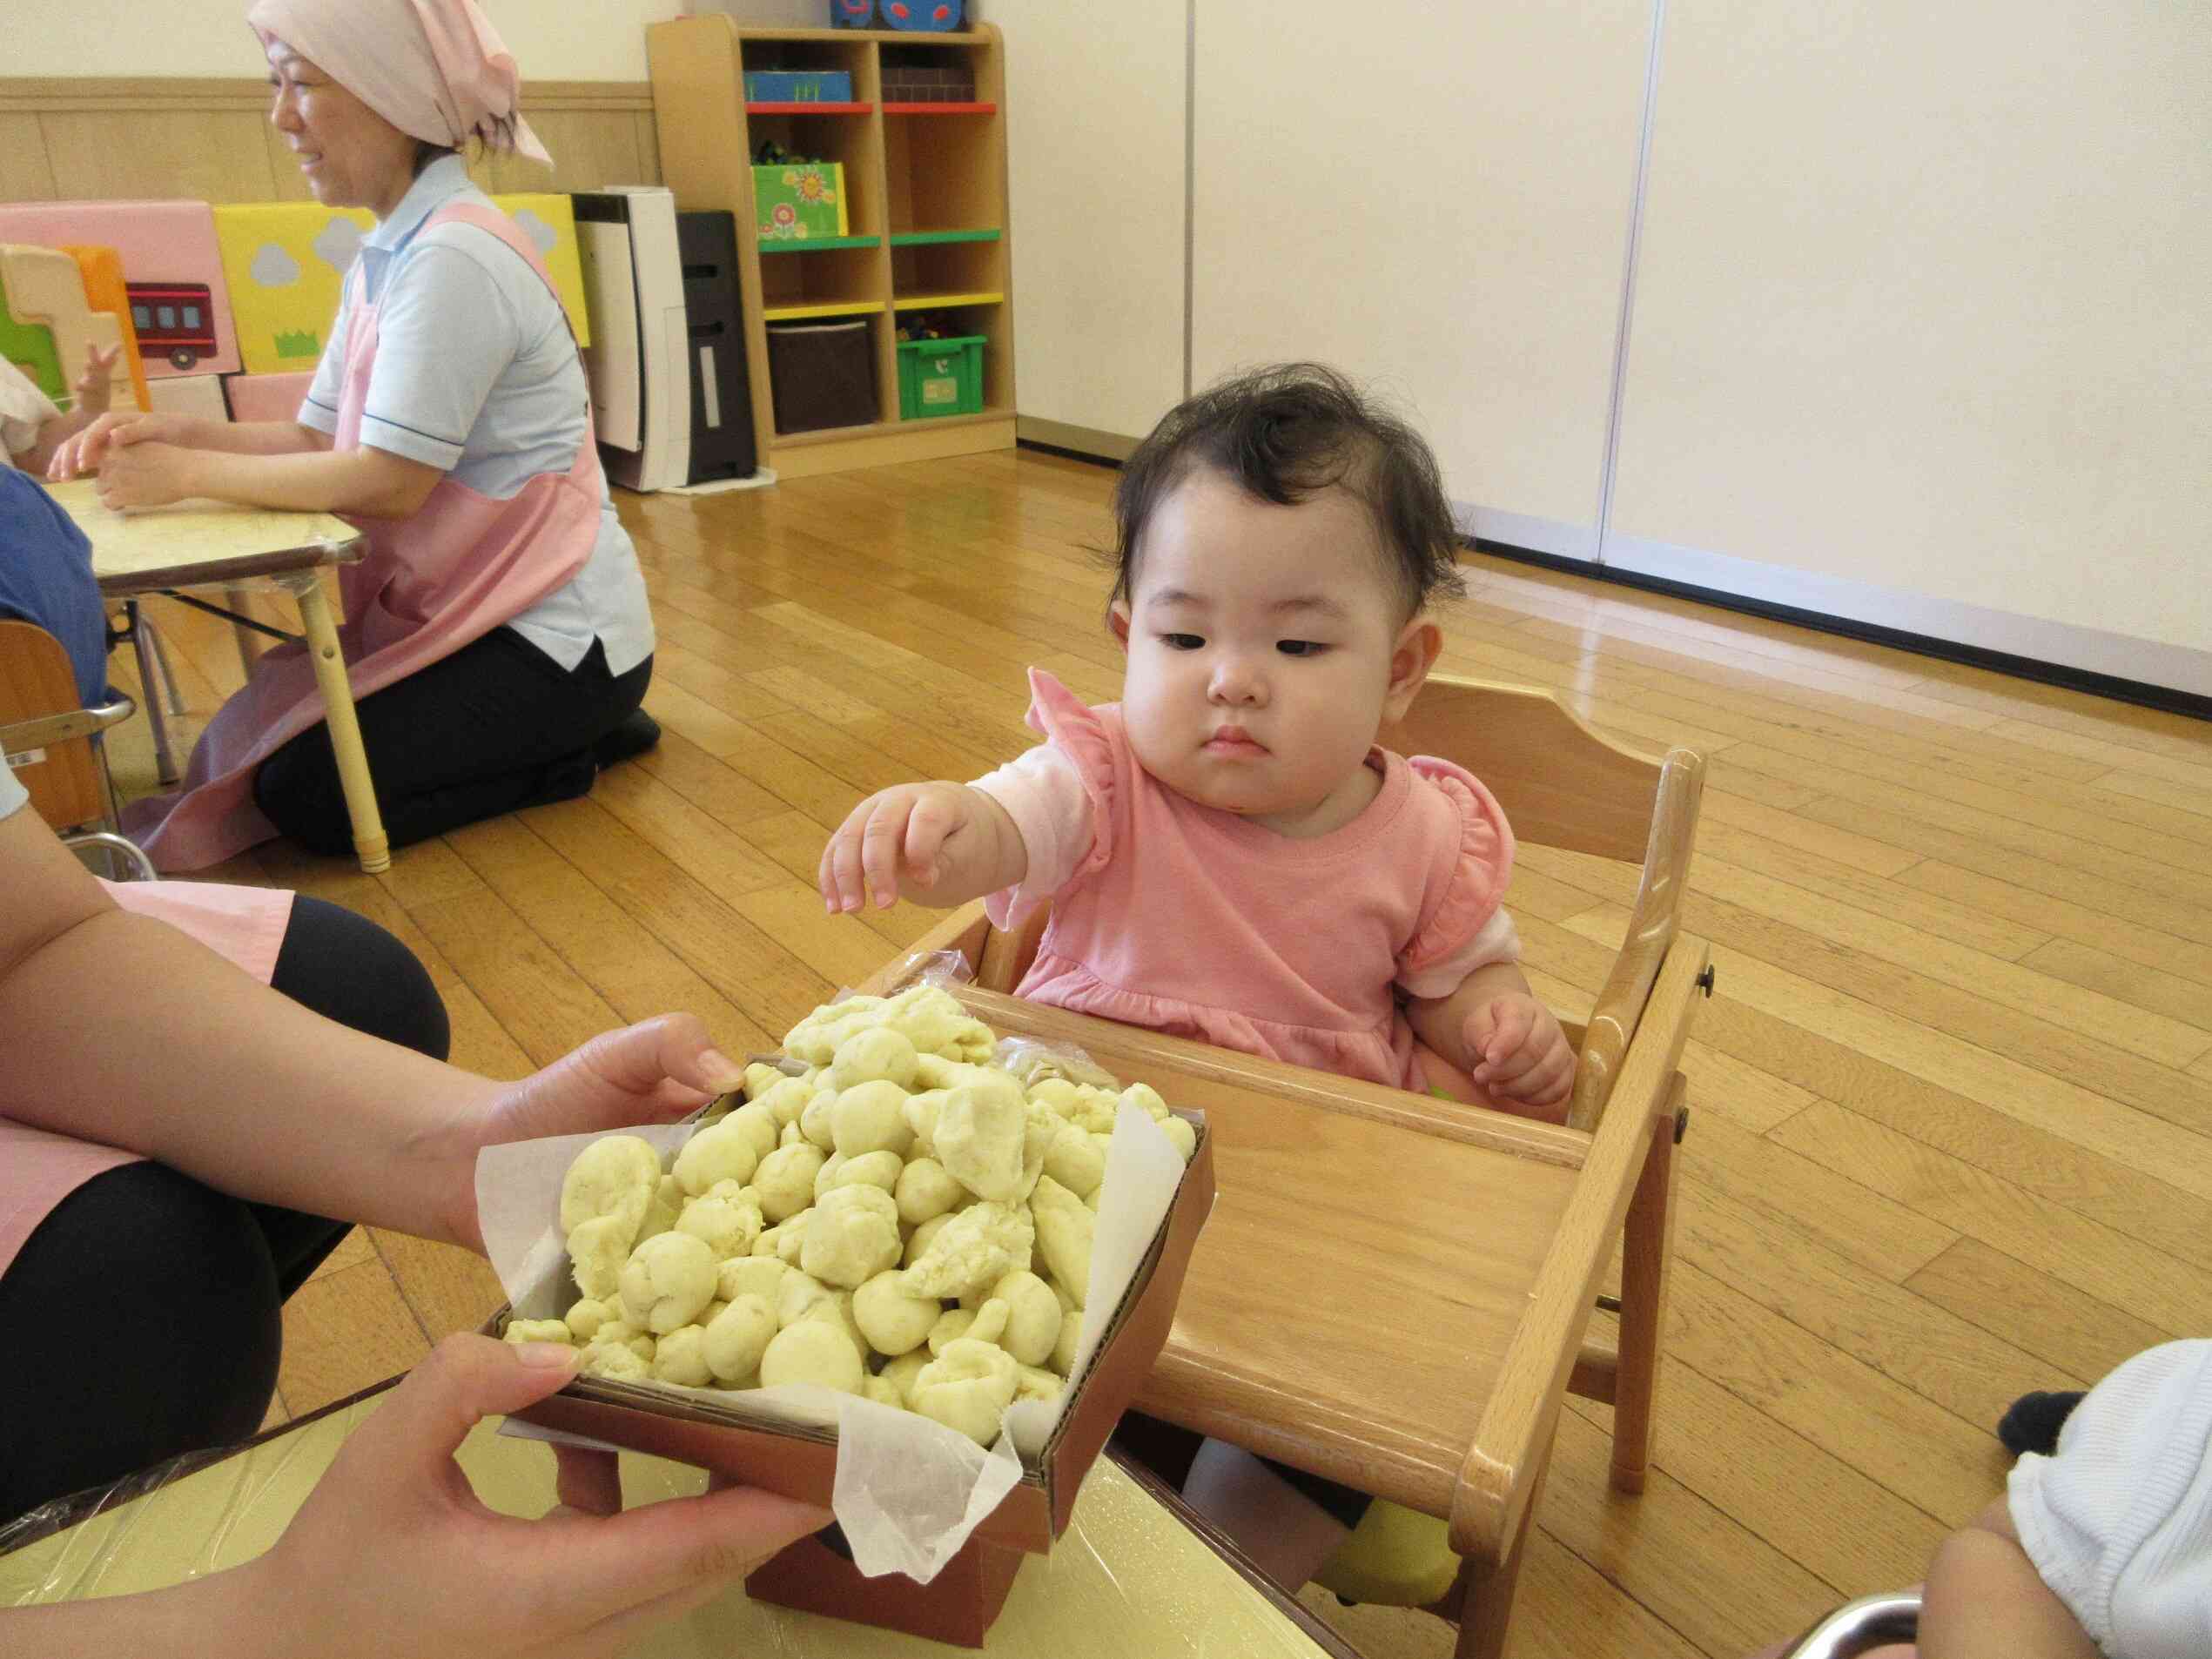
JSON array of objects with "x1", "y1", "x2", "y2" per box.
[{"x1": 504, "y1": 984, "x2": 1198, "y2": 1446}]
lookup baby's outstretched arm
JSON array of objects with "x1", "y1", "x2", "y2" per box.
[
  {"x1": 1406, "y1": 962, "x2": 1576, "y2": 1112},
  {"x1": 820, "y1": 782, "x2": 1028, "y2": 914}
]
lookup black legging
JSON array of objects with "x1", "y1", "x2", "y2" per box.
[
  {"x1": 253, "y1": 627, "x2": 653, "y2": 858},
  {"x1": 0, "y1": 896, "x2": 450, "y2": 1523}
]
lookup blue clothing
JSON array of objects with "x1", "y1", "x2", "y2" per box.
[
  {"x1": 298, "y1": 157, "x2": 654, "y2": 676},
  {"x1": 0, "y1": 468, "x2": 111, "y2": 708}
]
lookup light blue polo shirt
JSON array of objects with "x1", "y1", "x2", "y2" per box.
[{"x1": 299, "y1": 157, "x2": 653, "y2": 677}]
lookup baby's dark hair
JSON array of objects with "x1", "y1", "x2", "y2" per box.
[{"x1": 1110, "y1": 363, "x2": 1468, "y2": 620}]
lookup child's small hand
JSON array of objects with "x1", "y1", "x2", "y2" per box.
[
  {"x1": 73, "y1": 342, "x2": 123, "y2": 421},
  {"x1": 821, "y1": 782, "x2": 985, "y2": 913},
  {"x1": 1464, "y1": 992, "x2": 1575, "y2": 1110}
]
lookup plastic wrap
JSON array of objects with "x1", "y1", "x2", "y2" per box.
[{"x1": 3, "y1": 1396, "x2": 1342, "y2": 1656}]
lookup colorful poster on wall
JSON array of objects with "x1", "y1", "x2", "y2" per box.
[{"x1": 0, "y1": 202, "x2": 239, "y2": 379}]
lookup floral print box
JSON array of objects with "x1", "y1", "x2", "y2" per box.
[{"x1": 752, "y1": 163, "x2": 849, "y2": 242}]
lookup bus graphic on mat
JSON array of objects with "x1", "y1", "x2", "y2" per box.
[{"x1": 126, "y1": 281, "x2": 217, "y2": 369}]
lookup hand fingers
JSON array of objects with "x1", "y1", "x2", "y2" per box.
[
  {"x1": 900, "y1": 792, "x2": 963, "y2": 891},
  {"x1": 359, "y1": 1335, "x2": 581, "y2": 1490},
  {"x1": 821, "y1": 795, "x2": 888, "y2": 912},
  {"x1": 554, "y1": 1444, "x2": 624, "y2": 1516},
  {"x1": 562, "y1": 1012, "x2": 743, "y2": 1107},
  {"x1": 1497, "y1": 1044, "x2": 1574, "y2": 1104},
  {"x1": 857, "y1": 796, "x2": 916, "y2": 910},
  {"x1": 1468, "y1": 999, "x2": 1530, "y2": 1081},
  {"x1": 536, "y1": 1482, "x2": 830, "y2": 1631}
]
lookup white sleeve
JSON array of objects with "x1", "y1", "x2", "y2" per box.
[
  {"x1": 0, "y1": 756, "x2": 30, "y2": 821},
  {"x1": 0, "y1": 357, "x2": 62, "y2": 460}
]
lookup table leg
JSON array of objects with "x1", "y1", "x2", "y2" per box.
[
  {"x1": 282, "y1": 574, "x2": 389, "y2": 874},
  {"x1": 224, "y1": 583, "x2": 267, "y2": 675},
  {"x1": 126, "y1": 599, "x2": 182, "y2": 785}
]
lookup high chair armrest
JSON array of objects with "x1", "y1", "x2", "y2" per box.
[
  {"x1": 0, "y1": 691, "x2": 137, "y2": 753},
  {"x1": 1448, "y1": 935, "x2": 1707, "y2": 1563}
]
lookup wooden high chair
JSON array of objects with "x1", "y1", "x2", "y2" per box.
[{"x1": 858, "y1": 675, "x2": 1709, "y2": 1656}]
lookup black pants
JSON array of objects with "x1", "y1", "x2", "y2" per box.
[
  {"x1": 0, "y1": 897, "x2": 450, "y2": 1523},
  {"x1": 253, "y1": 627, "x2": 653, "y2": 857}
]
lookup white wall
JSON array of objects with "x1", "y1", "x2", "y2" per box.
[
  {"x1": 10, "y1": 0, "x2": 674, "y2": 80},
  {"x1": 1191, "y1": 0, "x2": 1654, "y2": 557},
  {"x1": 1609, "y1": 0, "x2": 2212, "y2": 660}
]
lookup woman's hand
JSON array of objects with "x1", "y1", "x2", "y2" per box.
[
  {"x1": 1463, "y1": 992, "x2": 1576, "y2": 1111},
  {"x1": 92, "y1": 439, "x2": 202, "y2": 511},
  {"x1": 236, "y1": 1334, "x2": 830, "y2": 1659},
  {"x1": 447, "y1": 1014, "x2": 747, "y2": 1253},
  {"x1": 46, "y1": 410, "x2": 186, "y2": 481}
]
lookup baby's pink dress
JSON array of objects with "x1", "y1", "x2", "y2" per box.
[{"x1": 972, "y1": 670, "x2": 1521, "y2": 1092}]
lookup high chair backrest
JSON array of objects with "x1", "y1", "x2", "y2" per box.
[
  {"x1": 1380, "y1": 674, "x2": 1706, "y2": 1132},
  {"x1": 0, "y1": 617, "x2": 130, "y2": 835}
]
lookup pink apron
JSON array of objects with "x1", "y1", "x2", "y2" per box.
[
  {"x1": 125, "y1": 203, "x2": 608, "y2": 870},
  {"x1": 0, "y1": 878, "x2": 293, "y2": 1277}
]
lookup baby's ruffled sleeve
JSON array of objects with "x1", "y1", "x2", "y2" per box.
[
  {"x1": 1395, "y1": 756, "x2": 1519, "y2": 1000},
  {"x1": 969, "y1": 668, "x2": 1118, "y2": 929}
]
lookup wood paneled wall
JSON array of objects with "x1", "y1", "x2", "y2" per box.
[{"x1": 0, "y1": 78, "x2": 661, "y2": 204}]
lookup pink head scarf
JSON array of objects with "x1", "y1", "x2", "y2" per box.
[{"x1": 248, "y1": 0, "x2": 552, "y2": 168}]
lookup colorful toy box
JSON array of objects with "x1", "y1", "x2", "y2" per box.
[
  {"x1": 743, "y1": 70, "x2": 856, "y2": 103},
  {"x1": 881, "y1": 0, "x2": 964, "y2": 30},
  {"x1": 0, "y1": 202, "x2": 239, "y2": 379},
  {"x1": 212, "y1": 194, "x2": 593, "y2": 376},
  {"x1": 897, "y1": 333, "x2": 985, "y2": 419},
  {"x1": 753, "y1": 163, "x2": 849, "y2": 242},
  {"x1": 0, "y1": 244, "x2": 132, "y2": 414}
]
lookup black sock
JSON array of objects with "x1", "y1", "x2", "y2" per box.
[{"x1": 594, "y1": 709, "x2": 662, "y2": 769}]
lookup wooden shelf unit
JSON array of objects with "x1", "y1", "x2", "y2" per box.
[{"x1": 648, "y1": 17, "x2": 1017, "y2": 479}]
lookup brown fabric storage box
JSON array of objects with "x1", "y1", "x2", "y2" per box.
[
  {"x1": 494, "y1": 1123, "x2": 1214, "y2": 1647},
  {"x1": 765, "y1": 318, "x2": 877, "y2": 433}
]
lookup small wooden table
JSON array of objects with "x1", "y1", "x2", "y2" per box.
[
  {"x1": 48, "y1": 480, "x2": 392, "y2": 874},
  {"x1": 0, "y1": 1377, "x2": 1361, "y2": 1658}
]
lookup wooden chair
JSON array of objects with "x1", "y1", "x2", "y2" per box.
[
  {"x1": 858, "y1": 674, "x2": 1708, "y2": 1656},
  {"x1": 0, "y1": 617, "x2": 154, "y2": 878}
]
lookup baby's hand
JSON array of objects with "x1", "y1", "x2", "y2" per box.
[
  {"x1": 1464, "y1": 993, "x2": 1575, "y2": 1111},
  {"x1": 73, "y1": 341, "x2": 123, "y2": 420},
  {"x1": 821, "y1": 782, "x2": 987, "y2": 913}
]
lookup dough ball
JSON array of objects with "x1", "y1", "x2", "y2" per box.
[
  {"x1": 559, "y1": 1135, "x2": 661, "y2": 1237},
  {"x1": 580, "y1": 1342, "x2": 652, "y2": 1383},
  {"x1": 635, "y1": 1173, "x2": 684, "y2": 1245},
  {"x1": 1029, "y1": 1177, "x2": 1094, "y2": 1307},
  {"x1": 618, "y1": 1231, "x2": 718, "y2": 1334},
  {"x1": 852, "y1": 1269, "x2": 941, "y2": 1357},
  {"x1": 800, "y1": 1185, "x2": 903, "y2": 1289},
  {"x1": 904, "y1": 1201, "x2": 1034, "y2": 1300},
  {"x1": 1043, "y1": 1121, "x2": 1106, "y2": 1199},
  {"x1": 703, "y1": 1293, "x2": 777, "y2": 1382},
  {"x1": 911, "y1": 1339, "x2": 1019, "y2": 1445},
  {"x1": 652, "y1": 1325, "x2": 713, "y2": 1387},
  {"x1": 756, "y1": 1075, "x2": 817, "y2": 1128},
  {"x1": 759, "y1": 1320, "x2": 864, "y2": 1394},
  {"x1": 878, "y1": 1348, "x2": 931, "y2": 1407},
  {"x1": 798, "y1": 1288, "x2": 869, "y2": 1359},
  {"x1": 1158, "y1": 1114, "x2": 1196, "y2": 1163},
  {"x1": 776, "y1": 1209, "x2": 814, "y2": 1266},
  {"x1": 676, "y1": 1186, "x2": 763, "y2": 1260},
  {"x1": 824, "y1": 1149, "x2": 904, "y2": 1197},
  {"x1": 743, "y1": 1062, "x2": 786, "y2": 1101},
  {"x1": 992, "y1": 1271, "x2": 1063, "y2": 1367},
  {"x1": 862, "y1": 1374, "x2": 904, "y2": 1409},
  {"x1": 830, "y1": 1079, "x2": 915, "y2": 1159},
  {"x1": 1122, "y1": 1082, "x2": 1171, "y2": 1121},
  {"x1": 1014, "y1": 1364, "x2": 1064, "y2": 1406},
  {"x1": 717, "y1": 1254, "x2": 787, "y2": 1306},
  {"x1": 895, "y1": 1157, "x2": 964, "y2": 1226},
  {"x1": 723, "y1": 1101, "x2": 782, "y2": 1167},
  {"x1": 1027, "y1": 1078, "x2": 1082, "y2": 1117},
  {"x1": 674, "y1": 1118, "x2": 762, "y2": 1198},
  {"x1": 903, "y1": 1089, "x2": 946, "y2": 1158},
  {"x1": 753, "y1": 1143, "x2": 827, "y2": 1222},
  {"x1": 503, "y1": 1319, "x2": 573, "y2": 1346},
  {"x1": 563, "y1": 1298, "x2": 615, "y2": 1342},
  {"x1": 799, "y1": 1090, "x2": 839, "y2": 1152},
  {"x1": 904, "y1": 1212, "x2": 954, "y2": 1268},
  {"x1": 1050, "y1": 1308, "x2": 1082, "y2": 1376},
  {"x1": 927, "y1": 1296, "x2": 1009, "y2": 1356},
  {"x1": 776, "y1": 1268, "x2": 834, "y2": 1329},
  {"x1": 934, "y1": 1071, "x2": 1031, "y2": 1201},
  {"x1": 828, "y1": 1025, "x2": 919, "y2": 1093},
  {"x1": 567, "y1": 1213, "x2": 635, "y2": 1302}
]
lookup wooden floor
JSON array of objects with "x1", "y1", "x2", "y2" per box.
[{"x1": 104, "y1": 450, "x2": 2212, "y2": 1659}]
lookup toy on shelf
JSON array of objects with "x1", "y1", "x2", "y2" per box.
[
  {"x1": 882, "y1": 60, "x2": 977, "y2": 103},
  {"x1": 58, "y1": 247, "x2": 151, "y2": 414},
  {"x1": 830, "y1": 0, "x2": 877, "y2": 26},
  {"x1": 881, "y1": 0, "x2": 963, "y2": 29},
  {"x1": 0, "y1": 244, "x2": 128, "y2": 414},
  {"x1": 743, "y1": 69, "x2": 855, "y2": 104},
  {"x1": 752, "y1": 141, "x2": 848, "y2": 242},
  {"x1": 0, "y1": 202, "x2": 239, "y2": 379}
]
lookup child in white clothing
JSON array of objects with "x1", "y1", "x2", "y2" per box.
[
  {"x1": 821, "y1": 364, "x2": 1577, "y2": 1585},
  {"x1": 1, "y1": 346, "x2": 119, "y2": 477}
]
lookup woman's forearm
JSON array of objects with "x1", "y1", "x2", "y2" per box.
[
  {"x1": 6, "y1": 1566, "x2": 277, "y2": 1659},
  {"x1": 180, "y1": 443, "x2": 438, "y2": 517},
  {"x1": 179, "y1": 417, "x2": 333, "y2": 457},
  {"x1": 0, "y1": 823, "x2": 497, "y2": 1251}
]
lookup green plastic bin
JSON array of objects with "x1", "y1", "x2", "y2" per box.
[{"x1": 896, "y1": 334, "x2": 986, "y2": 420}]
